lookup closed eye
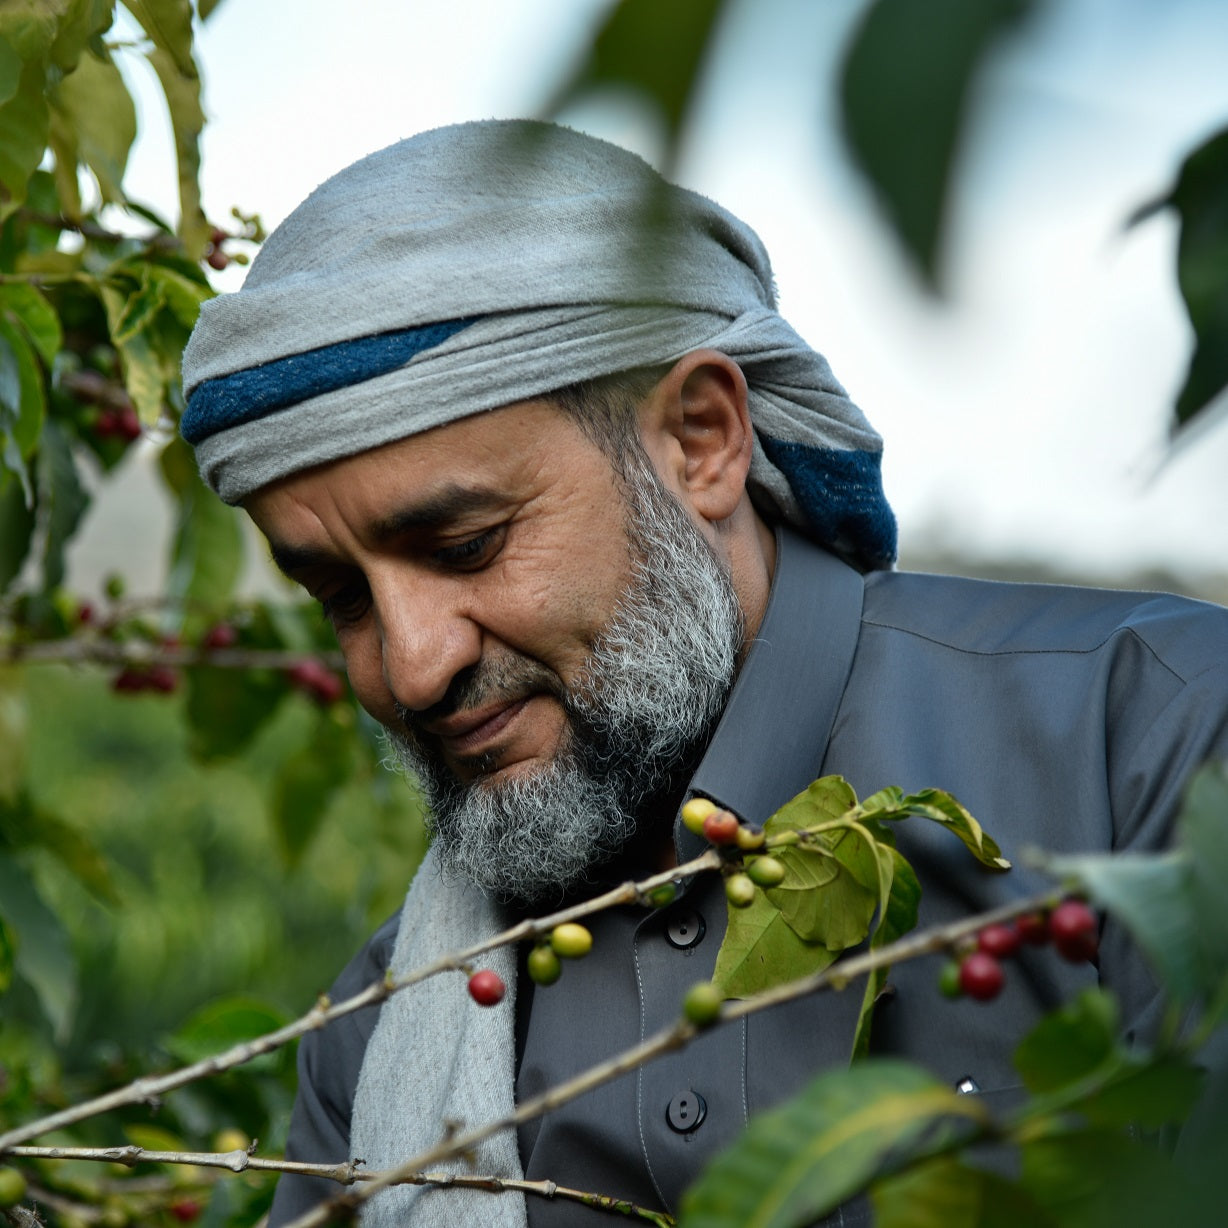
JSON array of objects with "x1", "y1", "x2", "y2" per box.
[
  {"x1": 319, "y1": 578, "x2": 371, "y2": 629},
  {"x1": 432, "y1": 526, "x2": 504, "y2": 570}
]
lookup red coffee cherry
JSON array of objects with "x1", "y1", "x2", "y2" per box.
[
  {"x1": 1014, "y1": 911, "x2": 1050, "y2": 945},
  {"x1": 467, "y1": 969, "x2": 506, "y2": 1007},
  {"x1": 977, "y1": 923, "x2": 1021, "y2": 960},
  {"x1": 702, "y1": 810, "x2": 740, "y2": 846},
  {"x1": 202, "y1": 622, "x2": 238, "y2": 649},
  {"x1": 1049, "y1": 900, "x2": 1099, "y2": 963},
  {"x1": 958, "y1": 952, "x2": 1005, "y2": 1002}
]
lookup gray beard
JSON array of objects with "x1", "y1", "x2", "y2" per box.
[{"x1": 384, "y1": 451, "x2": 745, "y2": 907}]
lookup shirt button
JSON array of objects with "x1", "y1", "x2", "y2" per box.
[
  {"x1": 666, "y1": 1089, "x2": 707, "y2": 1133},
  {"x1": 665, "y1": 910, "x2": 705, "y2": 949}
]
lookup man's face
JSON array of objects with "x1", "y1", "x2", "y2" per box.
[{"x1": 246, "y1": 400, "x2": 743, "y2": 903}]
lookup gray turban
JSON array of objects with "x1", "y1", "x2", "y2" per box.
[{"x1": 181, "y1": 120, "x2": 895, "y2": 569}]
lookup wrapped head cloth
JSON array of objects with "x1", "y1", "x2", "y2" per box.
[{"x1": 181, "y1": 120, "x2": 896, "y2": 570}]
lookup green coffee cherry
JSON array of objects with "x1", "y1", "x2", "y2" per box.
[
  {"x1": 0, "y1": 1166, "x2": 27, "y2": 1208},
  {"x1": 683, "y1": 981, "x2": 724, "y2": 1027},
  {"x1": 681, "y1": 797, "x2": 717, "y2": 835},
  {"x1": 746, "y1": 855, "x2": 786, "y2": 888},
  {"x1": 646, "y1": 882, "x2": 677, "y2": 908},
  {"x1": 735, "y1": 824, "x2": 766, "y2": 851},
  {"x1": 527, "y1": 944, "x2": 562, "y2": 986},
  {"x1": 724, "y1": 873, "x2": 757, "y2": 908},
  {"x1": 550, "y1": 922, "x2": 593, "y2": 959}
]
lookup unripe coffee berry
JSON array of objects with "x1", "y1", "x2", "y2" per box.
[
  {"x1": 724, "y1": 873, "x2": 756, "y2": 908},
  {"x1": 958, "y1": 952, "x2": 1005, "y2": 1001},
  {"x1": 937, "y1": 960, "x2": 963, "y2": 999},
  {"x1": 550, "y1": 923, "x2": 593, "y2": 959},
  {"x1": 1049, "y1": 900, "x2": 1098, "y2": 963},
  {"x1": 527, "y1": 944, "x2": 562, "y2": 986},
  {"x1": 467, "y1": 969, "x2": 506, "y2": 1006},
  {"x1": 746, "y1": 855, "x2": 786, "y2": 888},
  {"x1": 702, "y1": 810, "x2": 740, "y2": 845},
  {"x1": 681, "y1": 797, "x2": 717, "y2": 835},
  {"x1": 682, "y1": 981, "x2": 724, "y2": 1027},
  {"x1": 0, "y1": 1165, "x2": 27, "y2": 1208},
  {"x1": 977, "y1": 923, "x2": 1021, "y2": 960},
  {"x1": 735, "y1": 824, "x2": 766, "y2": 851}
]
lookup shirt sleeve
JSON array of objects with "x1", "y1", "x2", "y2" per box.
[{"x1": 266, "y1": 912, "x2": 400, "y2": 1227}]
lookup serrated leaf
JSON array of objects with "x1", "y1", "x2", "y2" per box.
[
  {"x1": 678, "y1": 1060, "x2": 985, "y2": 1228},
  {"x1": 870, "y1": 787, "x2": 1011, "y2": 869},
  {"x1": 839, "y1": 0, "x2": 1035, "y2": 288},
  {"x1": 713, "y1": 887, "x2": 838, "y2": 998},
  {"x1": 1013, "y1": 988, "x2": 1120, "y2": 1094},
  {"x1": 35, "y1": 418, "x2": 88, "y2": 590},
  {"x1": 0, "y1": 282, "x2": 61, "y2": 365},
  {"x1": 273, "y1": 715, "x2": 353, "y2": 864},
  {"x1": 50, "y1": 43, "x2": 135, "y2": 202},
  {"x1": 1044, "y1": 847, "x2": 1202, "y2": 1006},
  {"x1": 852, "y1": 845, "x2": 920, "y2": 1060},
  {"x1": 0, "y1": 852, "x2": 78, "y2": 1039}
]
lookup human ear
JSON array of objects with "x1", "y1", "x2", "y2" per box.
[{"x1": 637, "y1": 349, "x2": 753, "y2": 525}]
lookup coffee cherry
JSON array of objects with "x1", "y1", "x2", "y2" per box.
[
  {"x1": 169, "y1": 1198, "x2": 202, "y2": 1223},
  {"x1": 77, "y1": 601, "x2": 96, "y2": 626},
  {"x1": 702, "y1": 810, "x2": 740, "y2": 846},
  {"x1": 0, "y1": 1165, "x2": 27, "y2": 1208},
  {"x1": 287, "y1": 659, "x2": 345, "y2": 705},
  {"x1": 550, "y1": 923, "x2": 593, "y2": 959},
  {"x1": 1049, "y1": 900, "x2": 1098, "y2": 963},
  {"x1": 724, "y1": 873, "x2": 756, "y2": 908},
  {"x1": 682, "y1": 981, "x2": 724, "y2": 1027},
  {"x1": 977, "y1": 923, "x2": 1021, "y2": 960},
  {"x1": 958, "y1": 952, "x2": 1005, "y2": 1002},
  {"x1": 467, "y1": 969, "x2": 506, "y2": 1006},
  {"x1": 1015, "y1": 911, "x2": 1050, "y2": 945},
  {"x1": 735, "y1": 824, "x2": 766, "y2": 851},
  {"x1": 527, "y1": 944, "x2": 562, "y2": 986},
  {"x1": 937, "y1": 960, "x2": 963, "y2": 999},
  {"x1": 202, "y1": 622, "x2": 238, "y2": 650},
  {"x1": 746, "y1": 855, "x2": 786, "y2": 888},
  {"x1": 645, "y1": 882, "x2": 677, "y2": 908},
  {"x1": 681, "y1": 797, "x2": 717, "y2": 835},
  {"x1": 206, "y1": 247, "x2": 229, "y2": 271},
  {"x1": 116, "y1": 405, "x2": 142, "y2": 441},
  {"x1": 111, "y1": 667, "x2": 148, "y2": 693},
  {"x1": 146, "y1": 664, "x2": 178, "y2": 694}
]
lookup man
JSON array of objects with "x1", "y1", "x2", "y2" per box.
[{"x1": 181, "y1": 121, "x2": 1228, "y2": 1227}]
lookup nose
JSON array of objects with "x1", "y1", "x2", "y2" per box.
[{"x1": 373, "y1": 573, "x2": 482, "y2": 714}]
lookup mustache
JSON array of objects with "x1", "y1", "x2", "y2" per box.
[{"x1": 393, "y1": 652, "x2": 566, "y2": 734}]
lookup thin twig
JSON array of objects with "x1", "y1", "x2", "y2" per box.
[
  {"x1": 280, "y1": 889, "x2": 1059, "y2": 1228},
  {"x1": 6, "y1": 1148, "x2": 675, "y2": 1226},
  {"x1": 0, "y1": 638, "x2": 344, "y2": 671},
  {"x1": 0, "y1": 853, "x2": 720, "y2": 1152}
]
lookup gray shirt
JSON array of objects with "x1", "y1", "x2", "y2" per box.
[{"x1": 268, "y1": 529, "x2": 1228, "y2": 1226}]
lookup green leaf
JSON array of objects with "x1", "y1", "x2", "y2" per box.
[
  {"x1": 0, "y1": 57, "x2": 51, "y2": 220},
  {"x1": 546, "y1": 0, "x2": 726, "y2": 165},
  {"x1": 0, "y1": 319, "x2": 43, "y2": 506},
  {"x1": 678, "y1": 1059, "x2": 985, "y2": 1228},
  {"x1": 869, "y1": 787, "x2": 1011, "y2": 870},
  {"x1": 852, "y1": 845, "x2": 921, "y2": 1060},
  {"x1": 165, "y1": 995, "x2": 289, "y2": 1073},
  {"x1": 272, "y1": 714, "x2": 353, "y2": 864},
  {"x1": 767, "y1": 827, "x2": 880, "y2": 949},
  {"x1": 1081, "y1": 1053, "x2": 1205, "y2": 1130},
  {"x1": 1044, "y1": 848, "x2": 1203, "y2": 1006},
  {"x1": 1178, "y1": 763, "x2": 1228, "y2": 1006},
  {"x1": 1013, "y1": 988, "x2": 1120, "y2": 1094},
  {"x1": 0, "y1": 665, "x2": 27, "y2": 802},
  {"x1": 165, "y1": 467, "x2": 244, "y2": 609},
  {"x1": 0, "y1": 281, "x2": 62, "y2": 366},
  {"x1": 712, "y1": 886, "x2": 838, "y2": 998},
  {"x1": 1147, "y1": 127, "x2": 1228, "y2": 430},
  {"x1": 0, "y1": 34, "x2": 21, "y2": 106},
  {"x1": 0, "y1": 913, "x2": 14, "y2": 994},
  {"x1": 100, "y1": 274, "x2": 170, "y2": 421},
  {"x1": 0, "y1": 787, "x2": 117, "y2": 905},
  {"x1": 50, "y1": 43, "x2": 136, "y2": 203},
  {"x1": 35, "y1": 418, "x2": 89, "y2": 591},
  {"x1": 0, "y1": 851, "x2": 78, "y2": 1040},
  {"x1": 0, "y1": 468, "x2": 36, "y2": 593},
  {"x1": 769, "y1": 774, "x2": 860, "y2": 833},
  {"x1": 183, "y1": 663, "x2": 286, "y2": 762},
  {"x1": 839, "y1": 0, "x2": 1035, "y2": 287},
  {"x1": 871, "y1": 1156, "x2": 1053, "y2": 1228}
]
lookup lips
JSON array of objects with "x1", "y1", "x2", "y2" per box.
[{"x1": 427, "y1": 697, "x2": 531, "y2": 759}]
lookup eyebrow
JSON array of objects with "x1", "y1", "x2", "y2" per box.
[{"x1": 266, "y1": 484, "x2": 507, "y2": 580}]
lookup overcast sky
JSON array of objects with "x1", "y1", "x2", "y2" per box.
[{"x1": 105, "y1": 0, "x2": 1228, "y2": 587}]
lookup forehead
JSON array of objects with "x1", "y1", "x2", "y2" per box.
[{"x1": 242, "y1": 398, "x2": 615, "y2": 541}]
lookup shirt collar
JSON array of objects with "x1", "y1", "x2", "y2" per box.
[{"x1": 674, "y1": 526, "x2": 865, "y2": 863}]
